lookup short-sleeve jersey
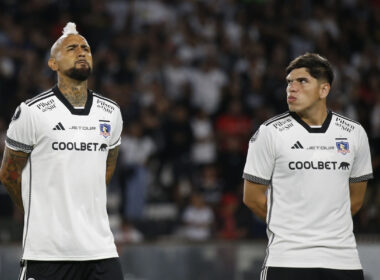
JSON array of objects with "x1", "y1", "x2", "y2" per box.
[
  {"x1": 243, "y1": 111, "x2": 373, "y2": 269},
  {"x1": 5, "y1": 86, "x2": 123, "y2": 261}
]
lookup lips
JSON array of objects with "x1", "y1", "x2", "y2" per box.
[
  {"x1": 76, "y1": 60, "x2": 89, "y2": 66},
  {"x1": 287, "y1": 96, "x2": 297, "y2": 102}
]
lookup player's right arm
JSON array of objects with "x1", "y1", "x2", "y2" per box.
[
  {"x1": 0, "y1": 103, "x2": 36, "y2": 213},
  {"x1": 242, "y1": 124, "x2": 275, "y2": 221},
  {"x1": 243, "y1": 180, "x2": 268, "y2": 220},
  {"x1": 0, "y1": 147, "x2": 29, "y2": 212}
]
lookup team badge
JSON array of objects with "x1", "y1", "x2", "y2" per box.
[
  {"x1": 336, "y1": 141, "x2": 350, "y2": 155},
  {"x1": 99, "y1": 123, "x2": 111, "y2": 138}
]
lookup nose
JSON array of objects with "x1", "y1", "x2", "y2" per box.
[
  {"x1": 77, "y1": 50, "x2": 86, "y2": 58},
  {"x1": 287, "y1": 81, "x2": 298, "y2": 93}
]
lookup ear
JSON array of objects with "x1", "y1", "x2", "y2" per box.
[
  {"x1": 319, "y1": 83, "x2": 330, "y2": 99},
  {"x1": 48, "y1": 58, "x2": 58, "y2": 71}
]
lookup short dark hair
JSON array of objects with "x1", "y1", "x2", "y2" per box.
[{"x1": 286, "y1": 53, "x2": 334, "y2": 85}]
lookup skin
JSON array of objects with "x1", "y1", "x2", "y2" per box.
[
  {"x1": 48, "y1": 34, "x2": 93, "y2": 107},
  {"x1": 0, "y1": 149, "x2": 29, "y2": 213},
  {"x1": 106, "y1": 146, "x2": 120, "y2": 186},
  {"x1": 243, "y1": 180, "x2": 267, "y2": 221},
  {"x1": 286, "y1": 67, "x2": 330, "y2": 126},
  {"x1": 243, "y1": 67, "x2": 367, "y2": 218},
  {"x1": 0, "y1": 33, "x2": 120, "y2": 213}
]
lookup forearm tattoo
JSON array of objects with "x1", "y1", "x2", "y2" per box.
[
  {"x1": 106, "y1": 146, "x2": 119, "y2": 186},
  {"x1": 0, "y1": 148, "x2": 29, "y2": 212}
]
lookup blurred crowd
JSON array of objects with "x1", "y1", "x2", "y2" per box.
[{"x1": 0, "y1": 0, "x2": 379, "y2": 244}]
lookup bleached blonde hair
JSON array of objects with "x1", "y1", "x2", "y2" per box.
[{"x1": 50, "y1": 22, "x2": 85, "y2": 57}]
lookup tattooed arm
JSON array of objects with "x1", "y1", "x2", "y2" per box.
[
  {"x1": 106, "y1": 146, "x2": 120, "y2": 186},
  {"x1": 0, "y1": 147, "x2": 30, "y2": 213}
]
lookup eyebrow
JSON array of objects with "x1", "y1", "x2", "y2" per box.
[
  {"x1": 286, "y1": 77, "x2": 309, "y2": 82},
  {"x1": 65, "y1": 44, "x2": 90, "y2": 49}
]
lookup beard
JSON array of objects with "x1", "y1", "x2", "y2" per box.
[{"x1": 64, "y1": 64, "x2": 92, "y2": 81}]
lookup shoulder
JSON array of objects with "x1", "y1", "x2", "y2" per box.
[
  {"x1": 25, "y1": 88, "x2": 55, "y2": 107},
  {"x1": 260, "y1": 111, "x2": 295, "y2": 134},
  {"x1": 331, "y1": 111, "x2": 364, "y2": 134},
  {"x1": 91, "y1": 90, "x2": 120, "y2": 109},
  {"x1": 262, "y1": 111, "x2": 291, "y2": 126},
  {"x1": 249, "y1": 112, "x2": 291, "y2": 143}
]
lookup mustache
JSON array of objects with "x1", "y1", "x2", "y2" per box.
[{"x1": 75, "y1": 60, "x2": 90, "y2": 66}]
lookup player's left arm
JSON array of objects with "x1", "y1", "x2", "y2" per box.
[
  {"x1": 106, "y1": 146, "x2": 119, "y2": 186},
  {"x1": 349, "y1": 181, "x2": 367, "y2": 216},
  {"x1": 349, "y1": 126, "x2": 373, "y2": 216}
]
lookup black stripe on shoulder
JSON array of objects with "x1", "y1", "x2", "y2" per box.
[
  {"x1": 93, "y1": 93, "x2": 119, "y2": 108},
  {"x1": 27, "y1": 93, "x2": 55, "y2": 107},
  {"x1": 263, "y1": 112, "x2": 290, "y2": 126},
  {"x1": 25, "y1": 89, "x2": 53, "y2": 105},
  {"x1": 332, "y1": 112, "x2": 360, "y2": 125}
]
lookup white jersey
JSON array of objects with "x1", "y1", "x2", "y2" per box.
[
  {"x1": 5, "y1": 86, "x2": 123, "y2": 261},
  {"x1": 243, "y1": 111, "x2": 373, "y2": 269}
]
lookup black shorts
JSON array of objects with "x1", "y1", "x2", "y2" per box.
[
  {"x1": 261, "y1": 266, "x2": 364, "y2": 280},
  {"x1": 19, "y1": 258, "x2": 123, "y2": 280}
]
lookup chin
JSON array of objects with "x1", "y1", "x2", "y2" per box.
[{"x1": 287, "y1": 105, "x2": 297, "y2": 112}]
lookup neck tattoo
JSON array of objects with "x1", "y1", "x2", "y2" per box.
[{"x1": 59, "y1": 82, "x2": 88, "y2": 107}]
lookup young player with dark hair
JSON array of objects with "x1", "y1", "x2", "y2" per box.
[{"x1": 243, "y1": 53, "x2": 373, "y2": 280}]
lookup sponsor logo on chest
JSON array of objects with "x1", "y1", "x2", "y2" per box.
[{"x1": 36, "y1": 98, "x2": 56, "y2": 112}]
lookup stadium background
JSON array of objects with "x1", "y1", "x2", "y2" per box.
[{"x1": 0, "y1": 0, "x2": 379, "y2": 279}]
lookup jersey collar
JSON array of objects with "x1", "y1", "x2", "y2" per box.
[
  {"x1": 290, "y1": 110, "x2": 332, "y2": 133},
  {"x1": 53, "y1": 85, "x2": 93, "y2": 115}
]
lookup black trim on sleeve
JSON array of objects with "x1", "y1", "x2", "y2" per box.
[
  {"x1": 243, "y1": 173, "x2": 271, "y2": 185},
  {"x1": 5, "y1": 137, "x2": 33, "y2": 153},
  {"x1": 349, "y1": 173, "x2": 374, "y2": 183},
  {"x1": 290, "y1": 110, "x2": 332, "y2": 133},
  {"x1": 53, "y1": 85, "x2": 93, "y2": 115}
]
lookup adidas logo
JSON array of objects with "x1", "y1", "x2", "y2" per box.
[
  {"x1": 291, "y1": 141, "x2": 304, "y2": 149},
  {"x1": 53, "y1": 122, "x2": 65, "y2": 130}
]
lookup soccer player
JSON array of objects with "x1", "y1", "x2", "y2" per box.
[
  {"x1": 243, "y1": 53, "x2": 373, "y2": 280},
  {"x1": 0, "y1": 23, "x2": 124, "y2": 280}
]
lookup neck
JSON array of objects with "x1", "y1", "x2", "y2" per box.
[
  {"x1": 57, "y1": 76, "x2": 88, "y2": 107},
  {"x1": 296, "y1": 104, "x2": 328, "y2": 126}
]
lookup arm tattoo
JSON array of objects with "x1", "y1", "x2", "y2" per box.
[
  {"x1": 0, "y1": 148, "x2": 29, "y2": 212},
  {"x1": 106, "y1": 146, "x2": 119, "y2": 186}
]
